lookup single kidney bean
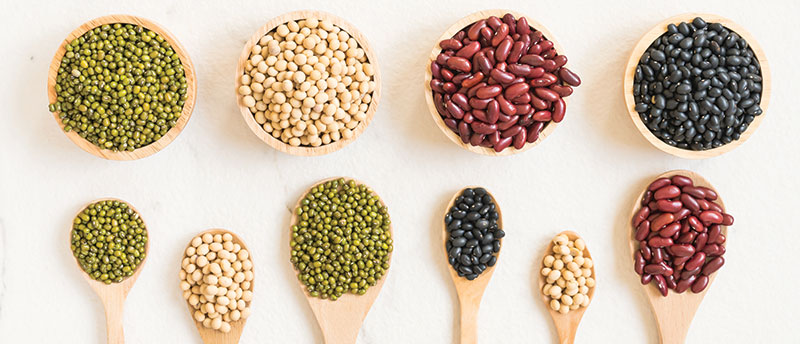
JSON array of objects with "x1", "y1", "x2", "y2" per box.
[
  {"x1": 518, "y1": 112, "x2": 534, "y2": 127},
  {"x1": 559, "y1": 68, "x2": 581, "y2": 86},
  {"x1": 659, "y1": 222, "x2": 681, "y2": 238},
  {"x1": 665, "y1": 275, "x2": 677, "y2": 289},
  {"x1": 443, "y1": 82, "x2": 457, "y2": 93},
  {"x1": 695, "y1": 233, "x2": 708, "y2": 252},
  {"x1": 526, "y1": 121, "x2": 545, "y2": 143},
  {"x1": 697, "y1": 199, "x2": 710, "y2": 211},
  {"x1": 452, "y1": 93, "x2": 470, "y2": 111},
  {"x1": 501, "y1": 125, "x2": 522, "y2": 138},
  {"x1": 681, "y1": 194, "x2": 700, "y2": 213},
  {"x1": 532, "y1": 110, "x2": 552, "y2": 122},
  {"x1": 641, "y1": 190, "x2": 653, "y2": 206},
  {"x1": 512, "y1": 91, "x2": 531, "y2": 104},
  {"x1": 467, "y1": 20, "x2": 486, "y2": 40},
  {"x1": 633, "y1": 206, "x2": 650, "y2": 227},
  {"x1": 550, "y1": 85, "x2": 573, "y2": 97},
  {"x1": 702, "y1": 257, "x2": 724, "y2": 275},
  {"x1": 654, "y1": 275, "x2": 668, "y2": 296},
  {"x1": 673, "y1": 255, "x2": 691, "y2": 267},
  {"x1": 497, "y1": 115, "x2": 518, "y2": 130},
  {"x1": 519, "y1": 54, "x2": 545, "y2": 66},
  {"x1": 486, "y1": 100, "x2": 500, "y2": 123},
  {"x1": 654, "y1": 185, "x2": 681, "y2": 200},
  {"x1": 703, "y1": 244, "x2": 724, "y2": 256},
  {"x1": 531, "y1": 94, "x2": 549, "y2": 110},
  {"x1": 504, "y1": 82, "x2": 530, "y2": 100},
  {"x1": 469, "y1": 96, "x2": 491, "y2": 110},
  {"x1": 707, "y1": 202, "x2": 723, "y2": 213},
  {"x1": 508, "y1": 41, "x2": 526, "y2": 63},
  {"x1": 528, "y1": 42, "x2": 542, "y2": 55},
  {"x1": 458, "y1": 121, "x2": 470, "y2": 143},
  {"x1": 532, "y1": 73, "x2": 558, "y2": 87},
  {"x1": 688, "y1": 216, "x2": 704, "y2": 232},
  {"x1": 457, "y1": 41, "x2": 481, "y2": 59},
  {"x1": 447, "y1": 56, "x2": 471, "y2": 73},
  {"x1": 691, "y1": 275, "x2": 709, "y2": 293},
  {"x1": 440, "y1": 38, "x2": 463, "y2": 50},
  {"x1": 648, "y1": 178, "x2": 671, "y2": 191},
  {"x1": 462, "y1": 112, "x2": 474, "y2": 124},
  {"x1": 446, "y1": 101, "x2": 464, "y2": 119},
  {"x1": 469, "y1": 133, "x2": 484, "y2": 146},
  {"x1": 490, "y1": 68, "x2": 515, "y2": 84},
  {"x1": 645, "y1": 263, "x2": 671, "y2": 276},
  {"x1": 496, "y1": 95, "x2": 517, "y2": 115},
  {"x1": 641, "y1": 274, "x2": 653, "y2": 285},
  {"x1": 671, "y1": 175, "x2": 694, "y2": 187},
  {"x1": 476, "y1": 85, "x2": 503, "y2": 99},
  {"x1": 471, "y1": 122, "x2": 497, "y2": 135},
  {"x1": 542, "y1": 59, "x2": 558, "y2": 72},
  {"x1": 475, "y1": 53, "x2": 493, "y2": 74},
  {"x1": 678, "y1": 232, "x2": 696, "y2": 244},
  {"x1": 676, "y1": 275, "x2": 696, "y2": 293},
  {"x1": 430, "y1": 79, "x2": 445, "y2": 93},
  {"x1": 493, "y1": 136, "x2": 512, "y2": 152},
  {"x1": 699, "y1": 211, "x2": 723, "y2": 224},
  {"x1": 673, "y1": 208, "x2": 691, "y2": 222},
  {"x1": 651, "y1": 247, "x2": 664, "y2": 263},
  {"x1": 491, "y1": 24, "x2": 509, "y2": 46},
  {"x1": 514, "y1": 104, "x2": 531, "y2": 115},
  {"x1": 682, "y1": 186, "x2": 706, "y2": 199},
  {"x1": 681, "y1": 267, "x2": 700, "y2": 280},
  {"x1": 528, "y1": 67, "x2": 545, "y2": 79},
  {"x1": 444, "y1": 118, "x2": 457, "y2": 131},
  {"x1": 507, "y1": 63, "x2": 531, "y2": 77},
  {"x1": 698, "y1": 187, "x2": 718, "y2": 200},
  {"x1": 495, "y1": 38, "x2": 513, "y2": 62},
  {"x1": 640, "y1": 244, "x2": 652, "y2": 260},
  {"x1": 668, "y1": 244, "x2": 695, "y2": 257},
  {"x1": 650, "y1": 213, "x2": 674, "y2": 231},
  {"x1": 552, "y1": 98, "x2": 566, "y2": 123},
  {"x1": 635, "y1": 220, "x2": 650, "y2": 241},
  {"x1": 513, "y1": 130, "x2": 526, "y2": 149},
  {"x1": 648, "y1": 237, "x2": 673, "y2": 248},
  {"x1": 516, "y1": 16, "x2": 530, "y2": 35},
  {"x1": 431, "y1": 61, "x2": 442, "y2": 79},
  {"x1": 480, "y1": 27, "x2": 493, "y2": 41},
  {"x1": 553, "y1": 55, "x2": 568, "y2": 68},
  {"x1": 472, "y1": 109, "x2": 488, "y2": 123},
  {"x1": 534, "y1": 87, "x2": 559, "y2": 102},
  {"x1": 657, "y1": 200, "x2": 683, "y2": 212},
  {"x1": 722, "y1": 214, "x2": 734, "y2": 226}
]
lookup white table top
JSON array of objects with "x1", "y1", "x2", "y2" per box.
[{"x1": 1, "y1": 0, "x2": 798, "y2": 342}]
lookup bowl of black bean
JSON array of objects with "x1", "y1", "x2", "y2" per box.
[{"x1": 624, "y1": 14, "x2": 770, "y2": 159}]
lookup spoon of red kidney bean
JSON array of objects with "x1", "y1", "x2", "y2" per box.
[
  {"x1": 629, "y1": 170, "x2": 732, "y2": 344},
  {"x1": 429, "y1": 13, "x2": 580, "y2": 152}
]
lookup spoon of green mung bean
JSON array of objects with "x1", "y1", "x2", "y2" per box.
[
  {"x1": 289, "y1": 177, "x2": 393, "y2": 344},
  {"x1": 70, "y1": 198, "x2": 149, "y2": 344}
]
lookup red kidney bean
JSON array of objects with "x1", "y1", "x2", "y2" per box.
[
  {"x1": 534, "y1": 87, "x2": 559, "y2": 102},
  {"x1": 446, "y1": 56, "x2": 471, "y2": 73},
  {"x1": 654, "y1": 185, "x2": 680, "y2": 200},
  {"x1": 443, "y1": 118, "x2": 457, "y2": 132},
  {"x1": 440, "y1": 38, "x2": 463, "y2": 50},
  {"x1": 469, "y1": 133, "x2": 484, "y2": 146},
  {"x1": 471, "y1": 122, "x2": 497, "y2": 135},
  {"x1": 532, "y1": 73, "x2": 558, "y2": 87},
  {"x1": 654, "y1": 275, "x2": 668, "y2": 296},
  {"x1": 507, "y1": 41, "x2": 526, "y2": 63},
  {"x1": 659, "y1": 222, "x2": 681, "y2": 238},
  {"x1": 486, "y1": 100, "x2": 500, "y2": 123},
  {"x1": 715, "y1": 234, "x2": 726, "y2": 245},
  {"x1": 671, "y1": 175, "x2": 693, "y2": 187},
  {"x1": 542, "y1": 59, "x2": 558, "y2": 72},
  {"x1": 451, "y1": 93, "x2": 470, "y2": 111},
  {"x1": 675, "y1": 275, "x2": 696, "y2": 293},
  {"x1": 698, "y1": 187, "x2": 718, "y2": 200},
  {"x1": 667, "y1": 244, "x2": 695, "y2": 257},
  {"x1": 680, "y1": 194, "x2": 700, "y2": 213},
  {"x1": 462, "y1": 72, "x2": 485, "y2": 89},
  {"x1": 707, "y1": 202, "x2": 723, "y2": 213},
  {"x1": 491, "y1": 24, "x2": 509, "y2": 46},
  {"x1": 504, "y1": 82, "x2": 529, "y2": 100},
  {"x1": 431, "y1": 61, "x2": 442, "y2": 79},
  {"x1": 673, "y1": 208, "x2": 691, "y2": 222},
  {"x1": 694, "y1": 233, "x2": 708, "y2": 252},
  {"x1": 722, "y1": 213, "x2": 734, "y2": 226},
  {"x1": 648, "y1": 237, "x2": 673, "y2": 248},
  {"x1": 476, "y1": 85, "x2": 502, "y2": 99},
  {"x1": 443, "y1": 82, "x2": 457, "y2": 94},
  {"x1": 651, "y1": 248, "x2": 665, "y2": 263},
  {"x1": 489, "y1": 68, "x2": 514, "y2": 84},
  {"x1": 650, "y1": 213, "x2": 674, "y2": 231},
  {"x1": 641, "y1": 190, "x2": 653, "y2": 206},
  {"x1": 647, "y1": 202, "x2": 659, "y2": 212},
  {"x1": 475, "y1": 53, "x2": 493, "y2": 75},
  {"x1": 702, "y1": 257, "x2": 724, "y2": 276},
  {"x1": 487, "y1": 16, "x2": 502, "y2": 29},
  {"x1": 467, "y1": 20, "x2": 486, "y2": 40},
  {"x1": 633, "y1": 206, "x2": 650, "y2": 227},
  {"x1": 681, "y1": 267, "x2": 700, "y2": 280},
  {"x1": 513, "y1": 130, "x2": 526, "y2": 149},
  {"x1": 559, "y1": 68, "x2": 581, "y2": 86},
  {"x1": 528, "y1": 42, "x2": 542, "y2": 55},
  {"x1": 518, "y1": 113, "x2": 534, "y2": 127},
  {"x1": 640, "y1": 244, "x2": 652, "y2": 260},
  {"x1": 472, "y1": 109, "x2": 488, "y2": 123},
  {"x1": 458, "y1": 121, "x2": 470, "y2": 143},
  {"x1": 446, "y1": 101, "x2": 464, "y2": 119},
  {"x1": 514, "y1": 104, "x2": 531, "y2": 114},
  {"x1": 493, "y1": 136, "x2": 512, "y2": 152},
  {"x1": 680, "y1": 222, "x2": 691, "y2": 234},
  {"x1": 495, "y1": 38, "x2": 513, "y2": 62},
  {"x1": 496, "y1": 95, "x2": 516, "y2": 116},
  {"x1": 635, "y1": 220, "x2": 650, "y2": 241},
  {"x1": 550, "y1": 85, "x2": 573, "y2": 97},
  {"x1": 538, "y1": 40, "x2": 554, "y2": 51},
  {"x1": 462, "y1": 112, "x2": 474, "y2": 124},
  {"x1": 530, "y1": 94, "x2": 548, "y2": 110},
  {"x1": 657, "y1": 200, "x2": 682, "y2": 212},
  {"x1": 699, "y1": 211, "x2": 723, "y2": 224},
  {"x1": 441, "y1": 68, "x2": 454, "y2": 81},
  {"x1": 542, "y1": 49, "x2": 557, "y2": 59},
  {"x1": 674, "y1": 255, "x2": 691, "y2": 266},
  {"x1": 520, "y1": 54, "x2": 545, "y2": 66},
  {"x1": 703, "y1": 244, "x2": 724, "y2": 256},
  {"x1": 682, "y1": 186, "x2": 706, "y2": 199},
  {"x1": 697, "y1": 199, "x2": 710, "y2": 211},
  {"x1": 516, "y1": 16, "x2": 530, "y2": 35},
  {"x1": 552, "y1": 98, "x2": 566, "y2": 123},
  {"x1": 512, "y1": 92, "x2": 531, "y2": 104},
  {"x1": 553, "y1": 55, "x2": 568, "y2": 68},
  {"x1": 691, "y1": 275, "x2": 709, "y2": 293},
  {"x1": 678, "y1": 232, "x2": 696, "y2": 244},
  {"x1": 526, "y1": 121, "x2": 545, "y2": 143},
  {"x1": 507, "y1": 64, "x2": 531, "y2": 77},
  {"x1": 641, "y1": 274, "x2": 653, "y2": 285},
  {"x1": 456, "y1": 41, "x2": 481, "y2": 59},
  {"x1": 528, "y1": 67, "x2": 545, "y2": 79},
  {"x1": 665, "y1": 275, "x2": 677, "y2": 289},
  {"x1": 430, "y1": 79, "x2": 445, "y2": 93},
  {"x1": 687, "y1": 216, "x2": 704, "y2": 232},
  {"x1": 452, "y1": 73, "x2": 471, "y2": 85},
  {"x1": 645, "y1": 263, "x2": 672, "y2": 276},
  {"x1": 501, "y1": 125, "x2": 522, "y2": 138},
  {"x1": 648, "y1": 178, "x2": 671, "y2": 191},
  {"x1": 532, "y1": 110, "x2": 552, "y2": 122}
]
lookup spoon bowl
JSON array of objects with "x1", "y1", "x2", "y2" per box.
[
  {"x1": 629, "y1": 170, "x2": 727, "y2": 344},
  {"x1": 289, "y1": 177, "x2": 392, "y2": 343},
  {"x1": 70, "y1": 198, "x2": 148, "y2": 343},
  {"x1": 442, "y1": 187, "x2": 503, "y2": 344},
  {"x1": 183, "y1": 229, "x2": 252, "y2": 344},
  {"x1": 537, "y1": 230, "x2": 595, "y2": 344}
]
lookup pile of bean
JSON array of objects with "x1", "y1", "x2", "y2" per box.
[
  {"x1": 541, "y1": 234, "x2": 594, "y2": 314},
  {"x1": 290, "y1": 178, "x2": 392, "y2": 300},
  {"x1": 49, "y1": 23, "x2": 188, "y2": 151},
  {"x1": 70, "y1": 200, "x2": 147, "y2": 284},
  {"x1": 632, "y1": 175, "x2": 733, "y2": 296},
  {"x1": 445, "y1": 187, "x2": 504, "y2": 280},
  {"x1": 633, "y1": 17, "x2": 763, "y2": 151},
  {"x1": 430, "y1": 13, "x2": 580, "y2": 152},
  {"x1": 239, "y1": 18, "x2": 376, "y2": 147},
  {"x1": 180, "y1": 232, "x2": 253, "y2": 333}
]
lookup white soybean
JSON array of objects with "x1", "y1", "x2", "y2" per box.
[{"x1": 540, "y1": 233, "x2": 594, "y2": 315}]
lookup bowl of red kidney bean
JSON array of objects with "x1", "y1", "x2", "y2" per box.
[
  {"x1": 624, "y1": 13, "x2": 771, "y2": 159},
  {"x1": 630, "y1": 170, "x2": 733, "y2": 297},
  {"x1": 425, "y1": 10, "x2": 581, "y2": 155}
]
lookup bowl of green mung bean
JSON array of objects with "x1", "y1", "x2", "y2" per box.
[{"x1": 47, "y1": 15, "x2": 197, "y2": 160}]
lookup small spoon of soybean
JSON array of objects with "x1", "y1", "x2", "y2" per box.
[
  {"x1": 537, "y1": 231, "x2": 595, "y2": 344},
  {"x1": 629, "y1": 170, "x2": 728, "y2": 344},
  {"x1": 69, "y1": 198, "x2": 149, "y2": 344},
  {"x1": 289, "y1": 178, "x2": 393, "y2": 344},
  {"x1": 442, "y1": 187, "x2": 504, "y2": 344}
]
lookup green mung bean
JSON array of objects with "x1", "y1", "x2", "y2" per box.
[
  {"x1": 49, "y1": 23, "x2": 188, "y2": 151},
  {"x1": 290, "y1": 178, "x2": 393, "y2": 300},
  {"x1": 71, "y1": 200, "x2": 148, "y2": 284}
]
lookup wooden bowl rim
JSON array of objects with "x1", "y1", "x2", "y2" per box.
[
  {"x1": 70, "y1": 197, "x2": 149, "y2": 285},
  {"x1": 537, "y1": 230, "x2": 595, "y2": 319},
  {"x1": 235, "y1": 10, "x2": 382, "y2": 156},
  {"x1": 47, "y1": 14, "x2": 197, "y2": 161},
  {"x1": 424, "y1": 9, "x2": 569, "y2": 156},
  {"x1": 288, "y1": 177, "x2": 393, "y2": 301},
  {"x1": 181, "y1": 228, "x2": 252, "y2": 337},
  {"x1": 628, "y1": 170, "x2": 727, "y2": 299},
  {"x1": 442, "y1": 186, "x2": 503, "y2": 286},
  {"x1": 623, "y1": 13, "x2": 771, "y2": 159}
]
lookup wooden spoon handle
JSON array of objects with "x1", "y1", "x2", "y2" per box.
[
  {"x1": 555, "y1": 323, "x2": 578, "y2": 344},
  {"x1": 458, "y1": 298, "x2": 480, "y2": 344},
  {"x1": 321, "y1": 327, "x2": 359, "y2": 344},
  {"x1": 101, "y1": 295, "x2": 126, "y2": 344}
]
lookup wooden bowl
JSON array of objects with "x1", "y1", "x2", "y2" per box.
[
  {"x1": 47, "y1": 15, "x2": 197, "y2": 160},
  {"x1": 623, "y1": 13, "x2": 771, "y2": 159},
  {"x1": 182, "y1": 229, "x2": 252, "y2": 343},
  {"x1": 236, "y1": 11, "x2": 382, "y2": 156},
  {"x1": 424, "y1": 9, "x2": 568, "y2": 156}
]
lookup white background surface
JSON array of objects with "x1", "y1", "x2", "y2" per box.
[{"x1": 0, "y1": 0, "x2": 798, "y2": 343}]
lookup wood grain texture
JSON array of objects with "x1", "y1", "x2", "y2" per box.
[
  {"x1": 236, "y1": 11, "x2": 382, "y2": 156},
  {"x1": 623, "y1": 13, "x2": 771, "y2": 159},
  {"x1": 628, "y1": 170, "x2": 728, "y2": 344},
  {"x1": 47, "y1": 14, "x2": 197, "y2": 160},
  {"x1": 537, "y1": 230, "x2": 595, "y2": 344},
  {"x1": 182, "y1": 229, "x2": 252, "y2": 344},
  {"x1": 289, "y1": 177, "x2": 392, "y2": 343},
  {"x1": 424, "y1": 9, "x2": 568, "y2": 156},
  {"x1": 70, "y1": 198, "x2": 149, "y2": 344},
  {"x1": 442, "y1": 187, "x2": 503, "y2": 344}
]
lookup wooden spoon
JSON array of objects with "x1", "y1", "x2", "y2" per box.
[
  {"x1": 629, "y1": 170, "x2": 727, "y2": 344},
  {"x1": 537, "y1": 231, "x2": 595, "y2": 344},
  {"x1": 442, "y1": 187, "x2": 503, "y2": 344},
  {"x1": 182, "y1": 229, "x2": 252, "y2": 344},
  {"x1": 290, "y1": 178, "x2": 393, "y2": 344},
  {"x1": 69, "y1": 198, "x2": 149, "y2": 344}
]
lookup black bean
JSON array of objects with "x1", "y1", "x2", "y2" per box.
[
  {"x1": 465, "y1": 212, "x2": 481, "y2": 221},
  {"x1": 452, "y1": 237, "x2": 467, "y2": 247}
]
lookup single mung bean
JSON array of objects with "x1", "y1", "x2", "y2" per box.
[
  {"x1": 49, "y1": 23, "x2": 188, "y2": 151},
  {"x1": 70, "y1": 200, "x2": 147, "y2": 284}
]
